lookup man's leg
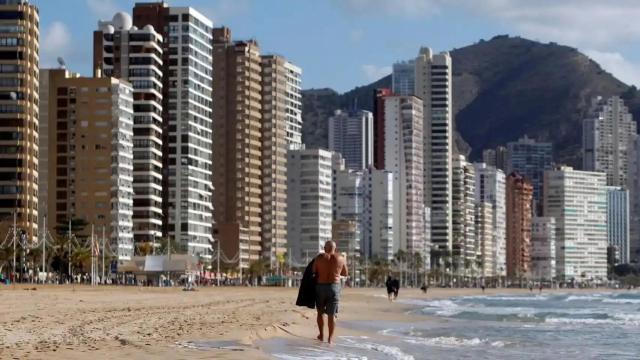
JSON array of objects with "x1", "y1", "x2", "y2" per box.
[
  {"x1": 316, "y1": 310, "x2": 324, "y2": 341},
  {"x1": 327, "y1": 314, "x2": 336, "y2": 344}
]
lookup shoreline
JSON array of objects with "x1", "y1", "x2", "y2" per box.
[{"x1": 0, "y1": 285, "x2": 625, "y2": 359}]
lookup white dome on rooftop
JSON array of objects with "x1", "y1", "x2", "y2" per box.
[
  {"x1": 143, "y1": 24, "x2": 154, "y2": 32},
  {"x1": 102, "y1": 24, "x2": 114, "y2": 34},
  {"x1": 112, "y1": 12, "x2": 132, "y2": 31}
]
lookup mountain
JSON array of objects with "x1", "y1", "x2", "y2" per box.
[{"x1": 301, "y1": 35, "x2": 640, "y2": 166}]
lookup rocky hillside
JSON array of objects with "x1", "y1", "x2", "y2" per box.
[{"x1": 302, "y1": 35, "x2": 640, "y2": 166}]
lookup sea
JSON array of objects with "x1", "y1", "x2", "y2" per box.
[{"x1": 261, "y1": 291, "x2": 640, "y2": 359}]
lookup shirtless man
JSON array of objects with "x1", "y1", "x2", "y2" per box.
[{"x1": 313, "y1": 240, "x2": 348, "y2": 344}]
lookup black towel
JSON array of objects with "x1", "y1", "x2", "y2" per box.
[{"x1": 295, "y1": 259, "x2": 316, "y2": 309}]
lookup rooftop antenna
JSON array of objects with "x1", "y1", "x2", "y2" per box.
[{"x1": 57, "y1": 57, "x2": 66, "y2": 69}]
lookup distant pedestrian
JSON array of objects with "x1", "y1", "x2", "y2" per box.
[
  {"x1": 385, "y1": 276, "x2": 395, "y2": 302},
  {"x1": 391, "y1": 278, "x2": 400, "y2": 300},
  {"x1": 538, "y1": 283, "x2": 543, "y2": 294},
  {"x1": 420, "y1": 283, "x2": 428, "y2": 294},
  {"x1": 481, "y1": 284, "x2": 486, "y2": 293}
]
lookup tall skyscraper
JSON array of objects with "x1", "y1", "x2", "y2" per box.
[
  {"x1": 475, "y1": 202, "x2": 494, "y2": 278},
  {"x1": 287, "y1": 147, "x2": 333, "y2": 264},
  {"x1": 94, "y1": 12, "x2": 164, "y2": 251},
  {"x1": 373, "y1": 88, "x2": 393, "y2": 170},
  {"x1": 381, "y1": 95, "x2": 425, "y2": 255},
  {"x1": 362, "y1": 167, "x2": 394, "y2": 260},
  {"x1": 606, "y1": 187, "x2": 630, "y2": 264},
  {"x1": 392, "y1": 60, "x2": 415, "y2": 96},
  {"x1": 415, "y1": 48, "x2": 453, "y2": 258},
  {"x1": 133, "y1": 3, "x2": 214, "y2": 258},
  {"x1": 531, "y1": 217, "x2": 556, "y2": 281},
  {"x1": 333, "y1": 166, "x2": 362, "y2": 256},
  {"x1": 328, "y1": 109, "x2": 373, "y2": 170},
  {"x1": 261, "y1": 54, "x2": 302, "y2": 266},
  {"x1": 544, "y1": 167, "x2": 607, "y2": 281},
  {"x1": 628, "y1": 135, "x2": 640, "y2": 262},
  {"x1": 40, "y1": 70, "x2": 134, "y2": 260},
  {"x1": 211, "y1": 27, "x2": 262, "y2": 268},
  {"x1": 506, "y1": 135, "x2": 553, "y2": 207},
  {"x1": 0, "y1": 0, "x2": 39, "y2": 242},
  {"x1": 474, "y1": 163, "x2": 506, "y2": 277},
  {"x1": 483, "y1": 146, "x2": 507, "y2": 171},
  {"x1": 505, "y1": 172, "x2": 533, "y2": 280},
  {"x1": 583, "y1": 96, "x2": 636, "y2": 187},
  {"x1": 452, "y1": 155, "x2": 476, "y2": 266}
]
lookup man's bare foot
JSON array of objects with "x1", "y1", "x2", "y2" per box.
[
  {"x1": 327, "y1": 337, "x2": 333, "y2": 344},
  {"x1": 317, "y1": 334, "x2": 323, "y2": 341}
]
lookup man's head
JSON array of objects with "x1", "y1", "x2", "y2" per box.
[{"x1": 324, "y1": 240, "x2": 336, "y2": 254}]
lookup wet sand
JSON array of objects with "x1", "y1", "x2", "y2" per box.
[{"x1": 0, "y1": 285, "x2": 603, "y2": 359}]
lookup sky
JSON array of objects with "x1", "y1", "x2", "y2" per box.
[{"x1": 33, "y1": 0, "x2": 640, "y2": 93}]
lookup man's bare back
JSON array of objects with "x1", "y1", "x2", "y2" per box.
[{"x1": 313, "y1": 252, "x2": 347, "y2": 284}]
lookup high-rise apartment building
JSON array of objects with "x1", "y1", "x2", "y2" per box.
[
  {"x1": 583, "y1": 96, "x2": 636, "y2": 187},
  {"x1": 372, "y1": 88, "x2": 393, "y2": 170},
  {"x1": 261, "y1": 54, "x2": 302, "y2": 266},
  {"x1": 628, "y1": 135, "x2": 640, "y2": 262},
  {"x1": 94, "y1": 12, "x2": 164, "y2": 251},
  {"x1": 40, "y1": 70, "x2": 134, "y2": 259},
  {"x1": 132, "y1": 3, "x2": 214, "y2": 258},
  {"x1": 452, "y1": 155, "x2": 476, "y2": 265},
  {"x1": 482, "y1": 146, "x2": 507, "y2": 171},
  {"x1": 392, "y1": 60, "x2": 415, "y2": 96},
  {"x1": 506, "y1": 135, "x2": 553, "y2": 207},
  {"x1": 0, "y1": 0, "x2": 39, "y2": 242},
  {"x1": 606, "y1": 187, "x2": 630, "y2": 264},
  {"x1": 415, "y1": 48, "x2": 453, "y2": 258},
  {"x1": 505, "y1": 172, "x2": 533, "y2": 280},
  {"x1": 381, "y1": 95, "x2": 425, "y2": 255},
  {"x1": 328, "y1": 109, "x2": 373, "y2": 170},
  {"x1": 287, "y1": 147, "x2": 333, "y2": 264},
  {"x1": 544, "y1": 167, "x2": 607, "y2": 281},
  {"x1": 475, "y1": 202, "x2": 494, "y2": 278},
  {"x1": 333, "y1": 166, "x2": 363, "y2": 253},
  {"x1": 531, "y1": 217, "x2": 556, "y2": 281},
  {"x1": 211, "y1": 27, "x2": 262, "y2": 268},
  {"x1": 474, "y1": 163, "x2": 506, "y2": 277},
  {"x1": 362, "y1": 167, "x2": 394, "y2": 260}
]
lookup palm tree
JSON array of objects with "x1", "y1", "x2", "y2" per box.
[
  {"x1": 394, "y1": 250, "x2": 409, "y2": 287},
  {"x1": 367, "y1": 258, "x2": 391, "y2": 286},
  {"x1": 248, "y1": 258, "x2": 270, "y2": 285}
]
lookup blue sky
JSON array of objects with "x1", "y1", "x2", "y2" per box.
[{"x1": 34, "y1": 0, "x2": 640, "y2": 93}]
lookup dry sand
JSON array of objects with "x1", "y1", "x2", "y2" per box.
[{"x1": 0, "y1": 284, "x2": 602, "y2": 359}]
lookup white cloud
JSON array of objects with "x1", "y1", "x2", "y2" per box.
[
  {"x1": 361, "y1": 64, "x2": 392, "y2": 81},
  {"x1": 201, "y1": 0, "x2": 251, "y2": 24},
  {"x1": 585, "y1": 50, "x2": 640, "y2": 87},
  {"x1": 40, "y1": 22, "x2": 72, "y2": 68},
  {"x1": 336, "y1": 0, "x2": 441, "y2": 18},
  {"x1": 471, "y1": 0, "x2": 640, "y2": 48},
  {"x1": 85, "y1": 0, "x2": 121, "y2": 20}
]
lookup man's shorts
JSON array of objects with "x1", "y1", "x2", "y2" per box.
[{"x1": 316, "y1": 283, "x2": 341, "y2": 315}]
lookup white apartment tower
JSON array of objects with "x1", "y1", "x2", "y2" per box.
[
  {"x1": 95, "y1": 12, "x2": 164, "y2": 250},
  {"x1": 382, "y1": 96, "x2": 425, "y2": 255},
  {"x1": 415, "y1": 48, "x2": 453, "y2": 257},
  {"x1": 362, "y1": 167, "x2": 394, "y2": 260},
  {"x1": 544, "y1": 167, "x2": 607, "y2": 282},
  {"x1": 133, "y1": 4, "x2": 214, "y2": 258},
  {"x1": 474, "y1": 163, "x2": 506, "y2": 277},
  {"x1": 452, "y1": 155, "x2": 476, "y2": 264},
  {"x1": 328, "y1": 109, "x2": 373, "y2": 170},
  {"x1": 583, "y1": 96, "x2": 636, "y2": 187},
  {"x1": 287, "y1": 147, "x2": 333, "y2": 264},
  {"x1": 531, "y1": 217, "x2": 556, "y2": 281},
  {"x1": 475, "y1": 202, "x2": 495, "y2": 278},
  {"x1": 392, "y1": 60, "x2": 415, "y2": 96}
]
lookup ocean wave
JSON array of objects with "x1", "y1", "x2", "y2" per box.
[
  {"x1": 546, "y1": 314, "x2": 640, "y2": 326},
  {"x1": 563, "y1": 295, "x2": 605, "y2": 302},
  {"x1": 403, "y1": 336, "x2": 506, "y2": 348},
  {"x1": 603, "y1": 298, "x2": 640, "y2": 304},
  {"x1": 342, "y1": 336, "x2": 415, "y2": 360}
]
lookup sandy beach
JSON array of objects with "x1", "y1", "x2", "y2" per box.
[{"x1": 0, "y1": 285, "x2": 607, "y2": 359}]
